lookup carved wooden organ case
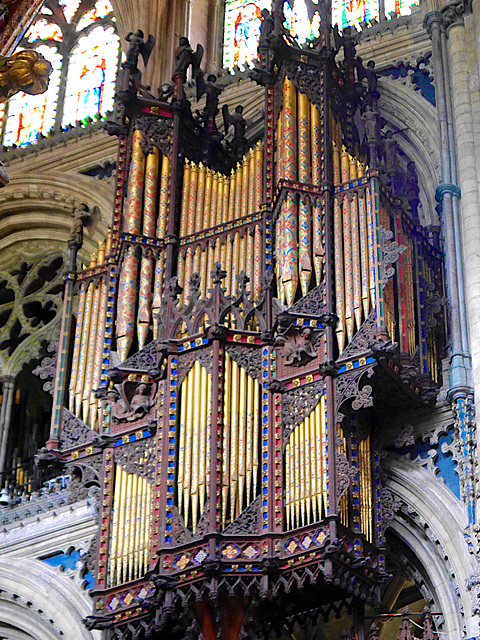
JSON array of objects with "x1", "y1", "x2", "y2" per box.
[{"x1": 56, "y1": 21, "x2": 447, "y2": 640}]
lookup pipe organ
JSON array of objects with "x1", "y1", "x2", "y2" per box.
[{"x1": 49, "y1": 12, "x2": 447, "y2": 640}]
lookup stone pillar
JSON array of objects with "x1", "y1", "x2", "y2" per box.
[
  {"x1": 446, "y1": 19, "x2": 480, "y2": 396},
  {"x1": 424, "y1": 12, "x2": 471, "y2": 392},
  {"x1": 0, "y1": 378, "x2": 15, "y2": 476}
]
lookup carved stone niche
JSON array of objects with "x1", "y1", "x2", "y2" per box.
[
  {"x1": 106, "y1": 379, "x2": 157, "y2": 434},
  {"x1": 275, "y1": 323, "x2": 324, "y2": 379}
]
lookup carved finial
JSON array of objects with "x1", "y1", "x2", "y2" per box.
[
  {"x1": 166, "y1": 276, "x2": 182, "y2": 300},
  {"x1": 189, "y1": 272, "x2": 201, "y2": 297},
  {"x1": 211, "y1": 262, "x2": 227, "y2": 285},
  {"x1": 236, "y1": 270, "x2": 250, "y2": 295}
]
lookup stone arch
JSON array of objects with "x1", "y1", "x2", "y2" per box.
[
  {"x1": 0, "y1": 557, "x2": 99, "y2": 640},
  {"x1": 378, "y1": 76, "x2": 441, "y2": 226},
  {"x1": 383, "y1": 455, "x2": 478, "y2": 638},
  {"x1": 0, "y1": 172, "x2": 112, "y2": 264}
]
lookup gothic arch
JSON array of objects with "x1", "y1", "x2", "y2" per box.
[
  {"x1": 379, "y1": 76, "x2": 441, "y2": 225},
  {"x1": 0, "y1": 557, "x2": 98, "y2": 640},
  {"x1": 0, "y1": 172, "x2": 112, "y2": 261},
  {"x1": 384, "y1": 455, "x2": 478, "y2": 637}
]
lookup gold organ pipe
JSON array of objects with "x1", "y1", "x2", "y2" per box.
[
  {"x1": 359, "y1": 189, "x2": 370, "y2": 318},
  {"x1": 180, "y1": 160, "x2": 191, "y2": 237},
  {"x1": 311, "y1": 103, "x2": 321, "y2": 185},
  {"x1": 137, "y1": 249, "x2": 154, "y2": 350},
  {"x1": 178, "y1": 370, "x2": 187, "y2": 515},
  {"x1": 316, "y1": 397, "x2": 325, "y2": 518},
  {"x1": 216, "y1": 174, "x2": 225, "y2": 226},
  {"x1": 350, "y1": 189, "x2": 362, "y2": 331},
  {"x1": 192, "y1": 246, "x2": 201, "y2": 285},
  {"x1": 285, "y1": 442, "x2": 291, "y2": 530},
  {"x1": 211, "y1": 171, "x2": 219, "y2": 229},
  {"x1": 134, "y1": 472, "x2": 142, "y2": 579},
  {"x1": 157, "y1": 154, "x2": 170, "y2": 238},
  {"x1": 191, "y1": 361, "x2": 201, "y2": 531},
  {"x1": 109, "y1": 464, "x2": 121, "y2": 586},
  {"x1": 143, "y1": 148, "x2": 159, "y2": 237},
  {"x1": 222, "y1": 353, "x2": 231, "y2": 528},
  {"x1": 248, "y1": 148, "x2": 255, "y2": 214},
  {"x1": 74, "y1": 256, "x2": 96, "y2": 415},
  {"x1": 203, "y1": 168, "x2": 213, "y2": 230},
  {"x1": 123, "y1": 471, "x2": 133, "y2": 582},
  {"x1": 252, "y1": 377, "x2": 259, "y2": 500},
  {"x1": 69, "y1": 283, "x2": 86, "y2": 411},
  {"x1": 198, "y1": 365, "x2": 207, "y2": 519},
  {"x1": 222, "y1": 173, "x2": 229, "y2": 225},
  {"x1": 89, "y1": 276, "x2": 107, "y2": 429},
  {"x1": 245, "y1": 230, "x2": 253, "y2": 292},
  {"x1": 228, "y1": 169, "x2": 236, "y2": 222},
  {"x1": 200, "y1": 246, "x2": 208, "y2": 299},
  {"x1": 152, "y1": 252, "x2": 165, "y2": 339},
  {"x1": 241, "y1": 156, "x2": 249, "y2": 218},
  {"x1": 232, "y1": 232, "x2": 240, "y2": 297},
  {"x1": 116, "y1": 246, "x2": 140, "y2": 362},
  {"x1": 343, "y1": 196, "x2": 354, "y2": 343},
  {"x1": 128, "y1": 472, "x2": 138, "y2": 581},
  {"x1": 205, "y1": 372, "x2": 212, "y2": 500},
  {"x1": 254, "y1": 141, "x2": 263, "y2": 210},
  {"x1": 117, "y1": 466, "x2": 127, "y2": 584},
  {"x1": 245, "y1": 374, "x2": 254, "y2": 504},
  {"x1": 238, "y1": 366, "x2": 247, "y2": 515},
  {"x1": 235, "y1": 163, "x2": 242, "y2": 220},
  {"x1": 206, "y1": 242, "x2": 215, "y2": 299},
  {"x1": 183, "y1": 363, "x2": 195, "y2": 527},
  {"x1": 299, "y1": 419, "x2": 306, "y2": 526},
  {"x1": 124, "y1": 129, "x2": 145, "y2": 235},
  {"x1": 334, "y1": 197, "x2": 345, "y2": 353},
  {"x1": 187, "y1": 163, "x2": 198, "y2": 236},
  {"x1": 304, "y1": 414, "x2": 311, "y2": 524},
  {"x1": 229, "y1": 358, "x2": 240, "y2": 521},
  {"x1": 293, "y1": 423, "x2": 300, "y2": 528},
  {"x1": 82, "y1": 278, "x2": 102, "y2": 421},
  {"x1": 144, "y1": 478, "x2": 152, "y2": 572},
  {"x1": 225, "y1": 235, "x2": 233, "y2": 297},
  {"x1": 195, "y1": 163, "x2": 206, "y2": 233},
  {"x1": 310, "y1": 407, "x2": 318, "y2": 522}
]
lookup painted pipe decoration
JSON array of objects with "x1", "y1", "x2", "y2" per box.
[
  {"x1": 107, "y1": 465, "x2": 152, "y2": 586},
  {"x1": 285, "y1": 395, "x2": 327, "y2": 530}
]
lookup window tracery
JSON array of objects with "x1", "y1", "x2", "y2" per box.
[
  {"x1": 1, "y1": 0, "x2": 120, "y2": 147},
  {"x1": 223, "y1": 0, "x2": 419, "y2": 69}
]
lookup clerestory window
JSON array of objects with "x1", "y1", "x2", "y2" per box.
[{"x1": 2, "y1": 0, "x2": 120, "y2": 147}]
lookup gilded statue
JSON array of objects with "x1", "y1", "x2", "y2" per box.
[{"x1": 0, "y1": 49, "x2": 52, "y2": 101}]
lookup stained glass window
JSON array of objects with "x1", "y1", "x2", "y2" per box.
[
  {"x1": 63, "y1": 26, "x2": 119, "y2": 126},
  {"x1": 284, "y1": 0, "x2": 320, "y2": 43},
  {"x1": 384, "y1": 0, "x2": 418, "y2": 17},
  {"x1": 1, "y1": 0, "x2": 118, "y2": 147},
  {"x1": 223, "y1": 0, "x2": 270, "y2": 69},
  {"x1": 3, "y1": 46, "x2": 62, "y2": 146},
  {"x1": 332, "y1": 0, "x2": 379, "y2": 29},
  {"x1": 224, "y1": 0, "x2": 417, "y2": 62}
]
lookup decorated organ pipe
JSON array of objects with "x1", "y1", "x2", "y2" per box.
[
  {"x1": 175, "y1": 352, "x2": 261, "y2": 532},
  {"x1": 58, "y1": 33, "x2": 449, "y2": 631},
  {"x1": 176, "y1": 142, "x2": 264, "y2": 305},
  {"x1": 107, "y1": 464, "x2": 152, "y2": 587}
]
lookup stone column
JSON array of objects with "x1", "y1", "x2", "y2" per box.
[
  {"x1": 0, "y1": 378, "x2": 15, "y2": 476},
  {"x1": 424, "y1": 13, "x2": 471, "y2": 392},
  {"x1": 446, "y1": 20, "x2": 480, "y2": 397}
]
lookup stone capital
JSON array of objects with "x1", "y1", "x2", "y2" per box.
[{"x1": 423, "y1": 11, "x2": 444, "y2": 36}]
